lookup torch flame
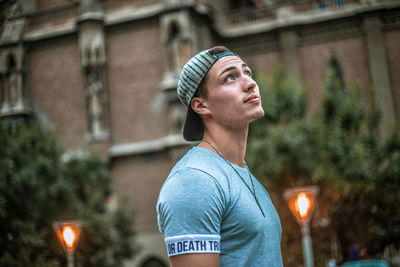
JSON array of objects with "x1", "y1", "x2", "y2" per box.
[{"x1": 62, "y1": 226, "x2": 75, "y2": 248}]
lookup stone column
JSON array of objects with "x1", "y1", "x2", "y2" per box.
[
  {"x1": 159, "y1": 9, "x2": 199, "y2": 135},
  {"x1": 279, "y1": 29, "x2": 302, "y2": 82},
  {"x1": 364, "y1": 15, "x2": 395, "y2": 137},
  {"x1": 78, "y1": 0, "x2": 110, "y2": 146}
]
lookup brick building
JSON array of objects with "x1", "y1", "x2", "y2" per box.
[{"x1": 1, "y1": 0, "x2": 399, "y2": 266}]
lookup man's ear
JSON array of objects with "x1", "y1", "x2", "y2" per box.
[{"x1": 191, "y1": 97, "x2": 210, "y2": 116}]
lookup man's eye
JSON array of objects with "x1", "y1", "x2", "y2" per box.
[
  {"x1": 226, "y1": 75, "x2": 234, "y2": 82},
  {"x1": 244, "y1": 71, "x2": 252, "y2": 77}
]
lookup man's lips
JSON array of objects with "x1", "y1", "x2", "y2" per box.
[{"x1": 244, "y1": 95, "x2": 261, "y2": 104}]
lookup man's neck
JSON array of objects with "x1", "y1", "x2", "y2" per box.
[{"x1": 199, "y1": 125, "x2": 249, "y2": 167}]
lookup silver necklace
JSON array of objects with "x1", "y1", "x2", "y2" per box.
[{"x1": 202, "y1": 139, "x2": 265, "y2": 217}]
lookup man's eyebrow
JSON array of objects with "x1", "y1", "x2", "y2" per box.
[{"x1": 218, "y1": 63, "x2": 249, "y2": 77}]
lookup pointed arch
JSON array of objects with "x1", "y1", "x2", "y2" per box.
[
  {"x1": 167, "y1": 21, "x2": 180, "y2": 43},
  {"x1": 6, "y1": 53, "x2": 20, "y2": 104},
  {"x1": 1, "y1": 51, "x2": 24, "y2": 113},
  {"x1": 6, "y1": 53, "x2": 17, "y2": 70},
  {"x1": 166, "y1": 20, "x2": 184, "y2": 75}
]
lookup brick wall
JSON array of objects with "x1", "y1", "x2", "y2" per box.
[
  {"x1": 300, "y1": 37, "x2": 372, "y2": 114},
  {"x1": 106, "y1": 18, "x2": 167, "y2": 145},
  {"x1": 28, "y1": 34, "x2": 87, "y2": 150},
  {"x1": 37, "y1": 0, "x2": 75, "y2": 11},
  {"x1": 385, "y1": 30, "x2": 400, "y2": 120},
  {"x1": 244, "y1": 51, "x2": 281, "y2": 78},
  {"x1": 111, "y1": 147, "x2": 188, "y2": 231}
]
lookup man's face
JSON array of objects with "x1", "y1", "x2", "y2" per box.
[{"x1": 201, "y1": 56, "x2": 264, "y2": 128}]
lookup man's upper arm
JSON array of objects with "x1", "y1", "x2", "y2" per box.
[
  {"x1": 157, "y1": 169, "x2": 225, "y2": 238},
  {"x1": 157, "y1": 169, "x2": 225, "y2": 264},
  {"x1": 170, "y1": 253, "x2": 220, "y2": 267}
]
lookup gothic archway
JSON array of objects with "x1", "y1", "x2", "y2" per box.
[{"x1": 140, "y1": 256, "x2": 168, "y2": 267}]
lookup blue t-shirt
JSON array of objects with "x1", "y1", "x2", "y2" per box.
[{"x1": 157, "y1": 147, "x2": 283, "y2": 266}]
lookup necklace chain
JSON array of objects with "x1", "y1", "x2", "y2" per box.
[{"x1": 202, "y1": 139, "x2": 265, "y2": 217}]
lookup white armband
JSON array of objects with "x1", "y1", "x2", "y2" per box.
[{"x1": 165, "y1": 234, "x2": 221, "y2": 256}]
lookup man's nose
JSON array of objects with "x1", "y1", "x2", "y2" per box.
[{"x1": 242, "y1": 75, "x2": 256, "y2": 92}]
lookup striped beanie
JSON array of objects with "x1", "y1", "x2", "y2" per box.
[{"x1": 177, "y1": 48, "x2": 239, "y2": 141}]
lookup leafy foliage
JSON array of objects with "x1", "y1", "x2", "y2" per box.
[
  {"x1": 247, "y1": 67, "x2": 400, "y2": 266},
  {"x1": 0, "y1": 120, "x2": 138, "y2": 266}
]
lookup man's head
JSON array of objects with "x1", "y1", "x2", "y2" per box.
[{"x1": 177, "y1": 46, "x2": 263, "y2": 141}]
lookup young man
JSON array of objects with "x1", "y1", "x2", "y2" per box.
[{"x1": 156, "y1": 46, "x2": 283, "y2": 266}]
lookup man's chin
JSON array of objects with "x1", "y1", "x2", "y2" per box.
[
  {"x1": 255, "y1": 107, "x2": 265, "y2": 119},
  {"x1": 249, "y1": 109, "x2": 265, "y2": 122}
]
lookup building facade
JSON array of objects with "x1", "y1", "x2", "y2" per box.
[{"x1": 1, "y1": 0, "x2": 399, "y2": 266}]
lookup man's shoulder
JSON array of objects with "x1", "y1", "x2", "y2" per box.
[
  {"x1": 171, "y1": 148, "x2": 226, "y2": 175},
  {"x1": 166, "y1": 147, "x2": 232, "y2": 189}
]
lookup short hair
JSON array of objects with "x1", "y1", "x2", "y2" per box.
[{"x1": 193, "y1": 46, "x2": 232, "y2": 98}]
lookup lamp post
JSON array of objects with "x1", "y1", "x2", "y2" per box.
[
  {"x1": 53, "y1": 220, "x2": 81, "y2": 267},
  {"x1": 284, "y1": 186, "x2": 319, "y2": 267}
]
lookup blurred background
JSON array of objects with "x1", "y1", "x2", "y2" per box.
[{"x1": 0, "y1": 0, "x2": 399, "y2": 266}]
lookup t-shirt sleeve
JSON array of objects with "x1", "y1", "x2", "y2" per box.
[{"x1": 156, "y1": 168, "x2": 226, "y2": 257}]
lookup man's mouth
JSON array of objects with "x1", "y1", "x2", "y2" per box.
[{"x1": 244, "y1": 95, "x2": 261, "y2": 104}]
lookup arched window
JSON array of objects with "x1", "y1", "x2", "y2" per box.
[{"x1": 328, "y1": 56, "x2": 345, "y2": 91}]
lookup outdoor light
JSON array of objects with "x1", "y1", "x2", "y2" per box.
[
  {"x1": 284, "y1": 186, "x2": 319, "y2": 267},
  {"x1": 53, "y1": 221, "x2": 81, "y2": 267}
]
